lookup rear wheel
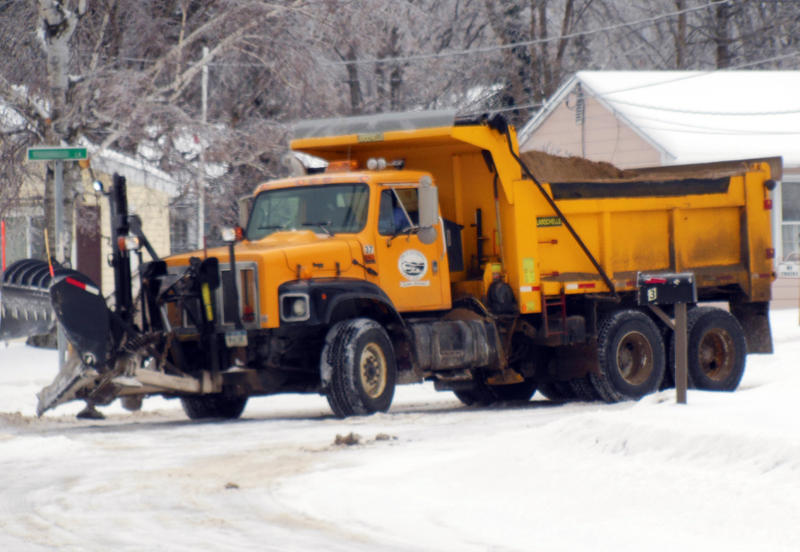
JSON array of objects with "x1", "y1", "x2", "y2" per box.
[
  {"x1": 589, "y1": 309, "x2": 666, "y2": 402},
  {"x1": 538, "y1": 380, "x2": 577, "y2": 402},
  {"x1": 180, "y1": 394, "x2": 248, "y2": 420},
  {"x1": 323, "y1": 318, "x2": 397, "y2": 418},
  {"x1": 684, "y1": 307, "x2": 746, "y2": 391},
  {"x1": 453, "y1": 381, "x2": 498, "y2": 406},
  {"x1": 569, "y1": 376, "x2": 601, "y2": 401}
]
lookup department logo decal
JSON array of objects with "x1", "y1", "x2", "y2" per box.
[{"x1": 398, "y1": 249, "x2": 428, "y2": 281}]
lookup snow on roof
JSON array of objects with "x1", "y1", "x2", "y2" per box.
[
  {"x1": 521, "y1": 71, "x2": 800, "y2": 169},
  {"x1": 81, "y1": 141, "x2": 180, "y2": 198}
]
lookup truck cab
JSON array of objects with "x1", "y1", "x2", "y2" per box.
[{"x1": 243, "y1": 167, "x2": 451, "y2": 314}]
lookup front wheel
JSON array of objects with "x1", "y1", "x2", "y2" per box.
[
  {"x1": 589, "y1": 309, "x2": 666, "y2": 402},
  {"x1": 323, "y1": 318, "x2": 397, "y2": 418}
]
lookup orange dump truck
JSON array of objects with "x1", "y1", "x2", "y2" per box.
[{"x1": 4, "y1": 111, "x2": 777, "y2": 418}]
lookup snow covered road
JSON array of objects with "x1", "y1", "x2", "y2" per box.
[{"x1": 2, "y1": 309, "x2": 800, "y2": 551}]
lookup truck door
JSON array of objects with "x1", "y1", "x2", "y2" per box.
[{"x1": 374, "y1": 186, "x2": 450, "y2": 312}]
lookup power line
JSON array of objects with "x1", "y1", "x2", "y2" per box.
[
  {"x1": 598, "y1": 52, "x2": 800, "y2": 97},
  {"x1": 327, "y1": 0, "x2": 728, "y2": 67},
  {"x1": 459, "y1": 100, "x2": 545, "y2": 117},
  {"x1": 636, "y1": 123, "x2": 800, "y2": 136},
  {"x1": 79, "y1": 0, "x2": 728, "y2": 70},
  {"x1": 605, "y1": 98, "x2": 800, "y2": 117}
]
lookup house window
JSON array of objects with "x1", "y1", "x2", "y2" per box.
[
  {"x1": 171, "y1": 217, "x2": 190, "y2": 254},
  {"x1": 781, "y1": 181, "x2": 800, "y2": 263},
  {"x1": 2, "y1": 215, "x2": 44, "y2": 264}
]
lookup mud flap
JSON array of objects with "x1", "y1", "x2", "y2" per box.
[{"x1": 730, "y1": 300, "x2": 773, "y2": 354}]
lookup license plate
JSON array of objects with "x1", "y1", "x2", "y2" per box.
[{"x1": 225, "y1": 329, "x2": 248, "y2": 347}]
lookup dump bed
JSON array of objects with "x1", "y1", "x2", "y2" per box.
[
  {"x1": 514, "y1": 152, "x2": 778, "y2": 311},
  {"x1": 291, "y1": 112, "x2": 776, "y2": 315}
]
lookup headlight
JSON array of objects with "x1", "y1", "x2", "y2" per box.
[
  {"x1": 291, "y1": 297, "x2": 307, "y2": 317},
  {"x1": 280, "y1": 293, "x2": 310, "y2": 322}
]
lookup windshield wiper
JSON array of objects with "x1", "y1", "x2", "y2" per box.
[{"x1": 301, "y1": 221, "x2": 334, "y2": 236}]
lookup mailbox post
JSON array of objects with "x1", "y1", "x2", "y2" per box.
[{"x1": 637, "y1": 272, "x2": 697, "y2": 404}]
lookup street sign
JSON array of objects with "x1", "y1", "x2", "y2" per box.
[{"x1": 27, "y1": 146, "x2": 88, "y2": 161}]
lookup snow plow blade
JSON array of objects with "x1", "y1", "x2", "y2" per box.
[
  {"x1": 37, "y1": 270, "x2": 114, "y2": 415},
  {"x1": 49, "y1": 270, "x2": 111, "y2": 368},
  {"x1": 36, "y1": 353, "x2": 99, "y2": 416},
  {"x1": 0, "y1": 259, "x2": 114, "y2": 415},
  {"x1": 0, "y1": 259, "x2": 75, "y2": 341}
]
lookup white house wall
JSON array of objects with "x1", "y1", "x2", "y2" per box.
[{"x1": 520, "y1": 94, "x2": 661, "y2": 169}]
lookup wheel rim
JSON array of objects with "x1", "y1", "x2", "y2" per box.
[
  {"x1": 697, "y1": 328, "x2": 734, "y2": 381},
  {"x1": 359, "y1": 342, "x2": 387, "y2": 399},
  {"x1": 615, "y1": 331, "x2": 653, "y2": 385}
]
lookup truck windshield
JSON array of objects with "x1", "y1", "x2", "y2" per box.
[{"x1": 246, "y1": 183, "x2": 369, "y2": 241}]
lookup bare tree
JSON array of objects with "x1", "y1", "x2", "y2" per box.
[
  {"x1": 482, "y1": 0, "x2": 594, "y2": 126},
  {"x1": 3, "y1": 0, "x2": 800, "y2": 255}
]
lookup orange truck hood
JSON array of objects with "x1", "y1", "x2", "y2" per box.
[{"x1": 167, "y1": 230, "x2": 363, "y2": 281}]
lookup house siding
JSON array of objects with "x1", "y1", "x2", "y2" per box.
[
  {"x1": 88, "y1": 175, "x2": 171, "y2": 297},
  {"x1": 520, "y1": 95, "x2": 661, "y2": 169}
]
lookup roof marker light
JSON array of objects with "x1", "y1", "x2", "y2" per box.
[{"x1": 367, "y1": 157, "x2": 387, "y2": 170}]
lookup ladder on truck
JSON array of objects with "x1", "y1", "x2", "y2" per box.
[{"x1": 542, "y1": 290, "x2": 568, "y2": 339}]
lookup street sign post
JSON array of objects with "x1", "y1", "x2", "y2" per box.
[
  {"x1": 27, "y1": 147, "x2": 88, "y2": 161},
  {"x1": 26, "y1": 145, "x2": 89, "y2": 373}
]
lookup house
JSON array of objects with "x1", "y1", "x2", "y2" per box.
[
  {"x1": 518, "y1": 71, "x2": 800, "y2": 301},
  {"x1": 79, "y1": 147, "x2": 185, "y2": 294},
  {"x1": 2, "y1": 147, "x2": 193, "y2": 299}
]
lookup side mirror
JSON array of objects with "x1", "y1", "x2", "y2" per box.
[
  {"x1": 418, "y1": 175, "x2": 438, "y2": 245},
  {"x1": 238, "y1": 195, "x2": 253, "y2": 229}
]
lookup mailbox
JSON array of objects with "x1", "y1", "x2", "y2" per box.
[{"x1": 636, "y1": 272, "x2": 697, "y2": 306}]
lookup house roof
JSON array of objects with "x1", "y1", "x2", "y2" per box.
[
  {"x1": 82, "y1": 142, "x2": 180, "y2": 198},
  {"x1": 519, "y1": 70, "x2": 800, "y2": 169}
]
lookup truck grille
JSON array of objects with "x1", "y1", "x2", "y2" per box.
[{"x1": 165, "y1": 262, "x2": 259, "y2": 331}]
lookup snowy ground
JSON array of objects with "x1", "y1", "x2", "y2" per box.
[{"x1": 1, "y1": 310, "x2": 799, "y2": 551}]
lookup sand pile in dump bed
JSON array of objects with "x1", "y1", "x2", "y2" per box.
[{"x1": 519, "y1": 150, "x2": 781, "y2": 183}]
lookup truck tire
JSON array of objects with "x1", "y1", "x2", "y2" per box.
[
  {"x1": 682, "y1": 307, "x2": 746, "y2": 391},
  {"x1": 453, "y1": 381, "x2": 497, "y2": 406},
  {"x1": 180, "y1": 394, "x2": 248, "y2": 420},
  {"x1": 323, "y1": 318, "x2": 397, "y2": 418},
  {"x1": 491, "y1": 378, "x2": 538, "y2": 402},
  {"x1": 454, "y1": 377, "x2": 537, "y2": 406},
  {"x1": 569, "y1": 376, "x2": 601, "y2": 401},
  {"x1": 589, "y1": 310, "x2": 666, "y2": 402}
]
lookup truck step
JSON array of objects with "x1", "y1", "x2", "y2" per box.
[{"x1": 542, "y1": 292, "x2": 568, "y2": 338}]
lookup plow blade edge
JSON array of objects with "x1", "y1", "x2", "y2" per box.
[{"x1": 36, "y1": 272, "x2": 114, "y2": 415}]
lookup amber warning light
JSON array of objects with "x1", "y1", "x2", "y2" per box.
[{"x1": 326, "y1": 160, "x2": 358, "y2": 173}]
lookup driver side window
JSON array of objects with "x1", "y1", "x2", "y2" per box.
[{"x1": 378, "y1": 188, "x2": 419, "y2": 236}]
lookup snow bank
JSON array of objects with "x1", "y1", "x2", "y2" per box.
[{"x1": 1, "y1": 309, "x2": 798, "y2": 551}]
